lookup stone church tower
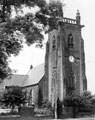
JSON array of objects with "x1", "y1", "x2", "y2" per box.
[{"x1": 45, "y1": 10, "x2": 87, "y2": 106}]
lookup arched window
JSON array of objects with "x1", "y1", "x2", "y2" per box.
[
  {"x1": 68, "y1": 34, "x2": 74, "y2": 48},
  {"x1": 66, "y1": 75, "x2": 75, "y2": 95},
  {"x1": 52, "y1": 35, "x2": 56, "y2": 50}
]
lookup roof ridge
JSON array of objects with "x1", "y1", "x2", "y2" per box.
[
  {"x1": 12, "y1": 74, "x2": 28, "y2": 76},
  {"x1": 23, "y1": 63, "x2": 45, "y2": 86}
]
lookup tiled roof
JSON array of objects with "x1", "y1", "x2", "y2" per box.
[
  {"x1": 4, "y1": 63, "x2": 45, "y2": 87},
  {"x1": 23, "y1": 63, "x2": 45, "y2": 87},
  {"x1": 4, "y1": 74, "x2": 28, "y2": 87}
]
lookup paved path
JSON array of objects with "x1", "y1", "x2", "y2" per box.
[
  {"x1": 51, "y1": 118, "x2": 95, "y2": 120},
  {"x1": 45, "y1": 118, "x2": 95, "y2": 120}
]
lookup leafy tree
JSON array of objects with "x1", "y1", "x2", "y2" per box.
[
  {"x1": 1, "y1": 86, "x2": 26, "y2": 111},
  {"x1": 63, "y1": 91, "x2": 94, "y2": 113},
  {"x1": 80, "y1": 91, "x2": 93, "y2": 100},
  {"x1": 79, "y1": 91, "x2": 93, "y2": 112},
  {"x1": 63, "y1": 94, "x2": 81, "y2": 108},
  {"x1": 0, "y1": 0, "x2": 64, "y2": 80}
]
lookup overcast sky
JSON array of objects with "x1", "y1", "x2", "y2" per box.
[{"x1": 9, "y1": 0, "x2": 95, "y2": 94}]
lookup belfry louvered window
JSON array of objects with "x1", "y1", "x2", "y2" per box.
[{"x1": 68, "y1": 34, "x2": 74, "y2": 47}]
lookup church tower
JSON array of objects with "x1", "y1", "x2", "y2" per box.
[{"x1": 45, "y1": 10, "x2": 87, "y2": 106}]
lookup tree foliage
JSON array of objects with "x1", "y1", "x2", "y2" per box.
[
  {"x1": 63, "y1": 91, "x2": 95, "y2": 112},
  {"x1": 0, "y1": 22, "x2": 23, "y2": 79},
  {"x1": 0, "y1": 0, "x2": 64, "y2": 80},
  {"x1": 63, "y1": 94, "x2": 81, "y2": 107},
  {"x1": 1, "y1": 86, "x2": 26, "y2": 109}
]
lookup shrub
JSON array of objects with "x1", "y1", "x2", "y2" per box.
[
  {"x1": 63, "y1": 94, "x2": 81, "y2": 107},
  {"x1": 42, "y1": 99, "x2": 52, "y2": 108},
  {"x1": 1, "y1": 86, "x2": 26, "y2": 112},
  {"x1": 63, "y1": 91, "x2": 94, "y2": 113}
]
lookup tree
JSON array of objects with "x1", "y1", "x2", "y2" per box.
[
  {"x1": 79, "y1": 91, "x2": 93, "y2": 112},
  {"x1": 1, "y1": 86, "x2": 26, "y2": 112},
  {"x1": 38, "y1": 88, "x2": 43, "y2": 108},
  {"x1": 0, "y1": 23, "x2": 23, "y2": 79},
  {"x1": 63, "y1": 94, "x2": 81, "y2": 108},
  {"x1": 0, "y1": 0, "x2": 64, "y2": 80},
  {"x1": 63, "y1": 91, "x2": 94, "y2": 117}
]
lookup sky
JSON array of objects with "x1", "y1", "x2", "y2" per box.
[{"x1": 9, "y1": 0, "x2": 95, "y2": 94}]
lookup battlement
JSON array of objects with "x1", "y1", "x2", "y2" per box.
[
  {"x1": 62, "y1": 17, "x2": 78, "y2": 25},
  {"x1": 59, "y1": 10, "x2": 81, "y2": 25}
]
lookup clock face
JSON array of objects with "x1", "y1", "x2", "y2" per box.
[{"x1": 69, "y1": 55, "x2": 75, "y2": 63}]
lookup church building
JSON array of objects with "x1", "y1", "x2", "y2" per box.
[
  {"x1": 44, "y1": 10, "x2": 87, "y2": 106},
  {"x1": 3, "y1": 11, "x2": 87, "y2": 107}
]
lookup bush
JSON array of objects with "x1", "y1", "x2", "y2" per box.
[
  {"x1": 1, "y1": 86, "x2": 26, "y2": 112},
  {"x1": 63, "y1": 94, "x2": 81, "y2": 107},
  {"x1": 63, "y1": 91, "x2": 94, "y2": 113},
  {"x1": 42, "y1": 99, "x2": 52, "y2": 108}
]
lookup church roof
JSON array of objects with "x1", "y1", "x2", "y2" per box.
[
  {"x1": 4, "y1": 74, "x2": 28, "y2": 87},
  {"x1": 23, "y1": 63, "x2": 45, "y2": 87},
  {"x1": 4, "y1": 63, "x2": 45, "y2": 87}
]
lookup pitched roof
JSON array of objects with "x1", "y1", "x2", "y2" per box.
[
  {"x1": 4, "y1": 63, "x2": 45, "y2": 87},
  {"x1": 4, "y1": 74, "x2": 28, "y2": 87},
  {"x1": 23, "y1": 63, "x2": 45, "y2": 87}
]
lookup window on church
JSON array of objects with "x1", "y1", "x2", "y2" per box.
[
  {"x1": 52, "y1": 36, "x2": 56, "y2": 50},
  {"x1": 68, "y1": 76, "x2": 74, "y2": 88},
  {"x1": 66, "y1": 76, "x2": 75, "y2": 95},
  {"x1": 83, "y1": 79, "x2": 87, "y2": 90},
  {"x1": 68, "y1": 34, "x2": 74, "y2": 48},
  {"x1": 52, "y1": 40, "x2": 56, "y2": 50}
]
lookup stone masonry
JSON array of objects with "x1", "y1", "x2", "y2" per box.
[{"x1": 45, "y1": 10, "x2": 87, "y2": 106}]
